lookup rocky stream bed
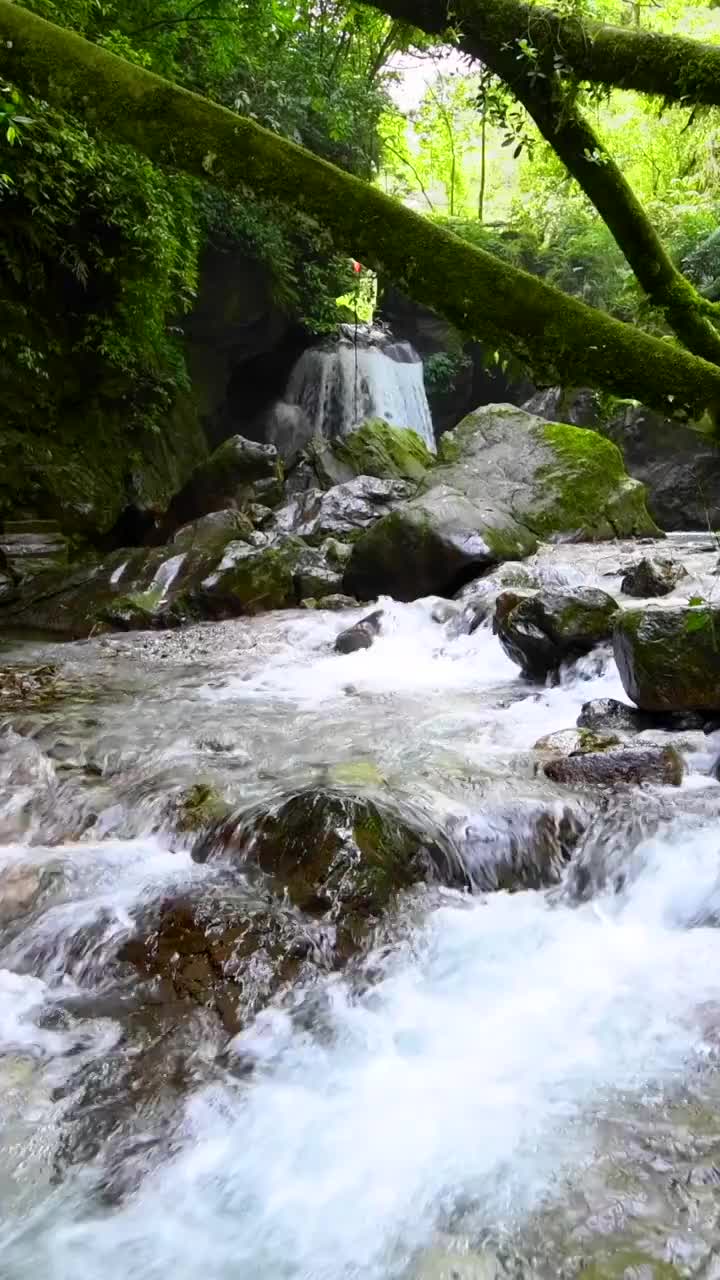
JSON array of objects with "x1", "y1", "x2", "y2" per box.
[{"x1": 0, "y1": 527, "x2": 719, "y2": 1279}]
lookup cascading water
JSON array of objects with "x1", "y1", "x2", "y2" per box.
[
  {"x1": 277, "y1": 322, "x2": 436, "y2": 453},
  {"x1": 0, "y1": 534, "x2": 720, "y2": 1278}
]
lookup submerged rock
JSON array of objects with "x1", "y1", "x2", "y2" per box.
[
  {"x1": 194, "y1": 788, "x2": 464, "y2": 955},
  {"x1": 614, "y1": 605, "x2": 720, "y2": 712},
  {"x1": 334, "y1": 609, "x2": 384, "y2": 654},
  {"x1": 543, "y1": 744, "x2": 684, "y2": 787},
  {"x1": 494, "y1": 588, "x2": 618, "y2": 680},
  {"x1": 449, "y1": 798, "x2": 585, "y2": 891},
  {"x1": 620, "y1": 555, "x2": 686, "y2": 598}
]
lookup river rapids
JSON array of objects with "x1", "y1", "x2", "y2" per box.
[{"x1": 1, "y1": 534, "x2": 720, "y2": 1279}]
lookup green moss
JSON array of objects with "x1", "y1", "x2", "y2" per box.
[
  {"x1": 532, "y1": 421, "x2": 659, "y2": 539},
  {"x1": 331, "y1": 419, "x2": 435, "y2": 483},
  {"x1": 175, "y1": 782, "x2": 231, "y2": 833},
  {"x1": 579, "y1": 1251, "x2": 680, "y2": 1279}
]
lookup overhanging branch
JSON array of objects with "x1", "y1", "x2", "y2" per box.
[{"x1": 2, "y1": 0, "x2": 720, "y2": 425}]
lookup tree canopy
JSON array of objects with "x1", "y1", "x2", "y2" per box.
[{"x1": 2, "y1": 0, "x2": 720, "y2": 458}]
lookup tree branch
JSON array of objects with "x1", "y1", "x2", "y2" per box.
[
  {"x1": 363, "y1": 0, "x2": 720, "y2": 109},
  {"x1": 2, "y1": 0, "x2": 720, "y2": 426}
]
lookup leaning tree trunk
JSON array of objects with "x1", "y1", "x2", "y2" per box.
[
  {"x1": 2, "y1": 1, "x2": 720, "y2": 426},
  {"x1": 366, "y1": 0, "x2": 720, "y2": 366}
]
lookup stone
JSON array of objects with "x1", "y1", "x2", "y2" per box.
[
  {"x1": 292, "y1": 542, "x2": 345, "y2": 602},
  {"x1": 194, "y1": 536, "x2": 305, "y2": 617},
  {"x1": 163, "y1": 434, "x2": 284, "y2": 530},
  {"x1": 447, "y1": 797, "x2": 585, "y2": 892},
  {"x1": 171, "y1": 509, "x2": 254, "y2": 553},
  {"x1": 343, "y1": 404, "x2": 656, "y2": 602},
  {"x1": 543, "y1": 744, "x2": 684, "y2": 787},
  {"x1": 334, "y1": 609, "x2": 384, "y2": 654},
  {"x1": 171, "y1": 783, "x2": 232, "y2": 835},
  {"x1": 533, "y1": 727, "x2": 621, "y2": 755},
  {"x1": 310, "y1": 419, "x2": 435, "y2": 487},
  {"x1": 614, "y1": 605, "x2": 720, "y2": 712},
  {"x1": 193, "y1": 788, "x2": 461, "y2": 953},
  {"x1": 577, "y1": 698, "x2": 646, "y2": 733},
  {"x1": 620, "y1": 556, "x2": 687, "y2": 598},
  {"x1": 301, "y1": 594, "x2": 358, "y2": 611},
  {"x1": 494, "y1": 588, "x2": 619, "y2": 680},
  {"x1": 344, "y1": 485, "x2": 534, "y2": 603},
  {"x1": 433, "y1": 404, "x2": 658, "y2": 541},
  {"x1": 272, "y1": 475, "x2": 413, "y2": 545}
]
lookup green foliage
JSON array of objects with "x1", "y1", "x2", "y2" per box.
[{"x1": 423, "y1": 350, "x2": 471, "y2": 394}]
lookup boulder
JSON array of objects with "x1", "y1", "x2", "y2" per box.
[
  {"x1": 614, "y1": 606, "x2": 720, "y2": 712},
  {"x1": 577, "y1": 698, "x2": 647, "y2": 733},
  {"x1": 163, "y1": 434, "x2": 284, "y2": 531},
  {"x1": 620, "y1": 556, "x2": 686, "y2": 598},
  {"x1": 272, "y1": 475, "x2": 413, "y2": 545},
  {"x1": 293, "y1": 541, "x2": 346, "y2": 601},
  {"x1": 433, "y1": 405, "x2": 657, "y2": 541},
  {"x1": 543, "y1": 744, "x2": 684, "y2": 787},
  {"x1": 334, "y1": 609, "x2": 384, "y2": 654},
  {"x1": 343, "y1": 404, "x2": 657, "y2": 602},
  {"x1": 310, "y1": 419, "x2": 435, "y2": 487},
  {"x1": 193, "y1": 537, "x2": 305, "y2": 616},
  {"x1": 344, "y1": 485, "x2": 535, "y2": 603},
  {"x1": 171, "y1": 509, "x2": 254, "y2": 553},
  {"x1": 494, "y1": 588, "x2": 619, "y2": 680},
  {"x1": 301, "y1": 593, "x2": 358, "y2": 611},
  {"x1": 193, "y1": 788, "x2": 463, "y2": 955}
]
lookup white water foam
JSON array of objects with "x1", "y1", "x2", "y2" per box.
[{"x1": 4, "y1": 821, "x2": 720, "y2": 1279}]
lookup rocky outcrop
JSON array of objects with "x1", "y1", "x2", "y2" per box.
[
  {"x1": 494, "y1": 588, "x2": 618, "y2": 680},
  {"x1": 343, "y1": 405, "x2": 657, "y2": 602},
  {"x1": 523, "y1": 388, "x2": 720, "y2": 532},
  {"x1": 272, "y1": 475, "x2": 413, "y2": 544},
  {"x1": 162, "y1": 434, "x2": 284, "y2": 533},
  {"x1": 614, "y1": 605, "x2": 720, "y2": 712},
  {"x1": 620, "y1": 556, "x2": 687, "y2": 598}
]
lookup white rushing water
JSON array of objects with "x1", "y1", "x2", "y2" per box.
[
  {"x1": 282, "y1": 324, "x2": 437, "y2": 452},
  {"x1": 0, "y1": 535, "x2": 719, "y2": 1278}
]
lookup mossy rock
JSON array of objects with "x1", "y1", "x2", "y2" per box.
[
  {"x1": 317, "y1": 418, "x2": 435, "y2": 485},
  {"x1": 614, "y1": 605, "x2": 720, "y2": 712},
  {"x1": 194, "y1": 536, "x2": 305, "y2": 616},
  {"x1": 173, "y1": 783, "x2": 232, "y2": 834},
  {"x1": 434, "y1": 404, "x2": 659, "y2": 542},
  {"x1": 579, "y1": 1251, "x2": 681, "y2": 1278},
  {"x1": 494, "y1": 588, "x2": 619, "y2": 680},
  {"x1": 193, "y1": 788, "x2": 462, "y2": 951}
]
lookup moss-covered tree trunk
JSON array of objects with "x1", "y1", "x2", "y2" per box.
[
  {"x1": 365, "y1": 0, "x2": 720, "y2": 108},
  {"x1": 3, "y1": 0, "x2": 720, "y2": 425},
  {"x1": 368, "y1": 0, "x2": 720, "y2": 366}
]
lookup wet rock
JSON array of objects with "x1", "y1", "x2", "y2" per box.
[
  {"x1": 171, "y1": 783, "x2": 232, "y2": 836},
  {"x1": 310, "y1": 419, "x2": 435, "y2": 487},
  {"x1": 171, "y1": 509, "x2": 254, "y2": 554},
  {"x1": 577, "y1": 698, "x2": 647, "y2": 733},
  {"x1": 620, "y1": 556, "x2": 687, "y2": 598},
  {"x1": 534, "y1": 727, "x2": 622, "y2": 755},
  {"x1": 0, "y1": 865, "x2": 45, "y2": 924},
  {"x1": 163, "y1": 435, "x2": 284, "y2": 531},
  {"x1": 193, "y1": 788, "x2": 464, "y2": 952},
  {"x1": 343, "y1": 404, "x2": 656, "y2": 602},
  {"x1": 193, "y1": 536, "x2": 305, "y2": 616},
  {"x1": 614, "y1": 605, "x2": 720, "y2": 712},
  {"x1": 494, "y1": 588, "x2": 618, "y2": 680},
  {"x1": 449, "y1": 799, "x2": 585, "y2": 891},
  {"x1": 344, "y1": 485, "x2": 532, "y2": 603},
  {"x1": 334, "y1": 610, "x2": 384, "y2": 654},
  {"x1": 273, "y1": 475, "x2": 413, "y2": 545},
  {"x1": 293, "y1": 541, "x2": 345, "y2": 602},
  {"x1": 543, "y1": 744, "x2": 684, "y2": 787},
  {"x1": 301, "y1": 593, "x2": 358, "y2": 611}
]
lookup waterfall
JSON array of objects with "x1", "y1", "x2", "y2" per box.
[{"x1": 277, "y1": 323, "x2": 436, "y2": 454}]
